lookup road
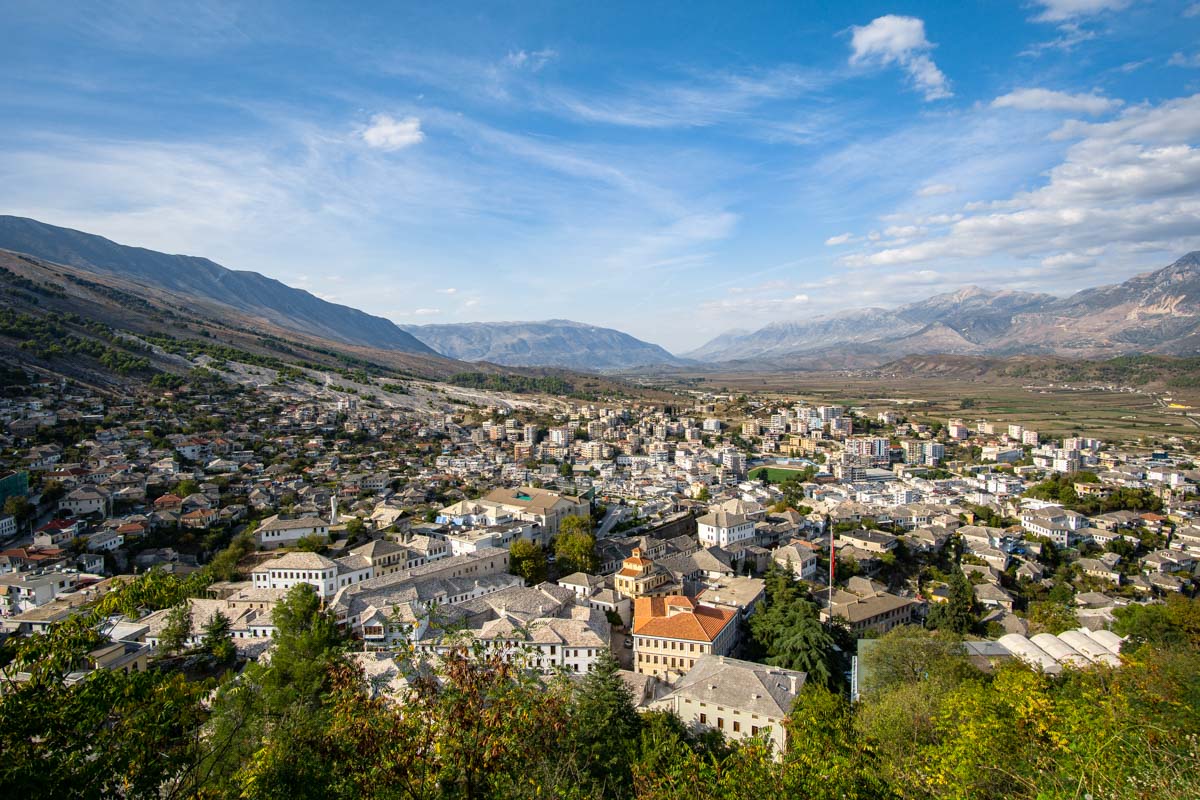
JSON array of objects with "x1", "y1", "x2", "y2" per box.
[{"x1": 597, "y1": 505, "x2": 631, "y2": 538}]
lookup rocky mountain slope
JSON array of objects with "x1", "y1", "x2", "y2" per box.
[
  {"x1": 0, "y1": 216, "x2": 437, "y2": 355},
  {"x1": 686, "y1": 253, "x2": 1200, "y2": 367},
  {"x1": 402, "y1": 319, "x2": 685, "y2": 370}
]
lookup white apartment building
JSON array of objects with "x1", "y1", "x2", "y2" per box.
[
  {"x1": 251, "y1": 551, "x2": 374, "y2": 599},
  {"x1": 696, "y1": 510, "x2": 755, "y2": 548}
]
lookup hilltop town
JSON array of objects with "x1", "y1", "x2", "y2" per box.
[{"x1": 3, "y1": 362, "x2": 1196, "y2": 702}]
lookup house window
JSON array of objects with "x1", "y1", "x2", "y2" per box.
[
  {"x1": 717, "y1": 718, "x2": 724, "y2": 730},
  {"x1": 699, "y1": 713, "x2": 707, "y2": 724},
  {"x1": 733, "y1": 721, "x2": 740, "y2": 733}
]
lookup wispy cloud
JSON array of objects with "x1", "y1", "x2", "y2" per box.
[
  {"x1": 503, "y1": 48, "x2": 557, "y2": 72},
  {"x1": 1023, "y1": 0, "x2": 1130, "y2": 56},
  {"x1": 840, "y1": 94, "x2": 1200, "y2": 288},
  {"x1": 991, "y1": 88, "x2": 1120, "y2": 115},
  {"x1": 1029, "y1": 0, "x2": 1131, "y2": 23},
  {"x1": 917, "y1": 183, "x2": 956, "y2": 197},
  {"x1": 541, "y1": 66, "x2": 824, "y2": 129}
]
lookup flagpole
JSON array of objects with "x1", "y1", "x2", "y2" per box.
[{"x1": 825, "y1": 515, "x2": 835, "y2": 623}]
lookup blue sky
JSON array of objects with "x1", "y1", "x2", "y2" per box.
[{"x1": 2, "y1": 1, "x2": 1198, "y2": 352}]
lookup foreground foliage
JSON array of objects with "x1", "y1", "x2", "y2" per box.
[{"x1": 1, "y1": 573, "x2": 1198, "y2": 799}]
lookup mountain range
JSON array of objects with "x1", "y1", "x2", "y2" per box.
[
  {"x1": 401, "y1": 320, "x2": 685, "y2": 370},
  {"x1": 0, "y1": 216, "x2": 437, "y2": 356},
  {"x1": 1, "y1": 215, "x2": 1198, "y2": 373},
  {"x1": 683, "y1": 253, "x2": 1200, "y2": 368}
]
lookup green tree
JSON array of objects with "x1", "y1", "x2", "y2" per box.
[
  {"x1": 1113, "y1": 594, "x2": 1200, "y2": 652},
  {"x1": 262, "y1": 583, "x2": 343, "y2": 702},
  {"x1": 568, "y1": 650, "x2": 643, "y2": 797},
  {"x1": 925, "y1": 569, "x2": 979, "y2": 635},
  {"x1": 857, "y1": 625, "x2": 973, "y2": 697},
  {"x1": 508, "y1": 538, "x2": 547, "y2": 584},
  {"x1": 782, "y1": 683, "x2": 894, "y2": 800},
  {"x1": 748, "y1": 565, "x2": 847, "y2": 689},
  {"x1": 202, "y1": 610, "x2": 236, "y2": 664},
  {"x1": 556, "y1": 515, "x2": 598, "y2": 574},
  {"x1": 1026, "y1": 600, "x2": 1077, "y2": 635},
  {"x1": 3, "y1": 495, "x2": 32, "y2": 524},
  {"x1": 343, "y1": 517, "x2": 365, "y2": 541},
  {"x1": 295, "y1": 533, "x2": 327, "y2": 552},
  {"x1": 159, "y1": 602, "x2": 193, "y2": 655},
  {"x1": 40, "y1": 479, "x2": 66, "y2": 505},
  {"x1": 208, "y1": 529, "x2": 256, "y2": 581}
]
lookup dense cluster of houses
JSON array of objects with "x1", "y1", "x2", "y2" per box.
[{"x1": 1, "y1": 376, "x2": 1196, "y2": 754}]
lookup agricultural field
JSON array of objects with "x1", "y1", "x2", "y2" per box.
[{"x1": 683, "y1": 371, "x2": 1200, "y2": 445}]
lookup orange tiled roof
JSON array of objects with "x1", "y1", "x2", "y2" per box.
[{"x1": 633, "y1": 595, "x2": 736, "y2": 642}]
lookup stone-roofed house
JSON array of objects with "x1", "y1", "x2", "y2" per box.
[
  {"x1": 835, "y1": 528, "x2": 898, "y2": 554},
  {"x1": 250, "y1": 550, "x2": 373, "y2": 599},
  {"x1": 443, "y1": 486, "x2": 589, "y2": 535},
  {"x1": 558, "y1": 571, "x2": 606, "y2": 599},
  {"x1": 696, "y1": 510, "x2": 755, "y2": 549},
  {"x1": 60, "y1": 485, "x2": 111, "y2": 517},
  {"x1": 695, "y1": 576, "x2": 766, "y2": 619},
  {"x1": 821, "y1": 576, "x2": 918, "y2": 636},
  {"x1": 350, "y1": 538, "x2": 410, "y2": 576},
  {"x1": 772, "y1": 541, "x2": 819, "y2": 580},
  {"x1": 256, "y1": 514, "x2": 329, "y2": 548},
  {"x1": 656, "y1": 655, "x2": 805, "y2": 756}
]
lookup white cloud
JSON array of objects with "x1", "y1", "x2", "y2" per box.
[
  {"x1": 700, "y1": 292, "x2": 809, "y2": 313},
  {"x1": 848, "y1": 15, "x2": 951, "y2": 101},
  {"x1": 544, "y1": 66, "x2": 822, "y2": 129},
  {"x1": 1117, "y1": 59, "x2": 1151, "y2": 73},
  {"x1": 1023, "y1": 0, "x2": 1130, "y2": 55},
  {"x1": 1169, "y1": 52, "x2": 1200, "y2": 68},
  {"x1": 1041, "y1": 251, "x2": 1099, "y2": 270},
  {"x1": 1021, "y1": 22, "x2": 1096, "y2": 55},
  {"x1": 361, "y1": 114, "x2": 424, "y2": 150},
  {"x1": 841, "y1": 93, "x2": 1200, "y2": 277},
  {"x1": 992, "y1": 88, "x2": 1120, "y2": 115},
  {"x1": 1187, "y1": 2, "x2": 1200, "y2": 17},
  {"x1": 503, "y1": 48, "x2": 557, "y2": 71},
  {"x1": 437, "y1": 287, "x2": 458, "y2": 294},
  {"x1": 1030, "y1": 0, "x2": 1131, "y2": 23},
  {"x1": 412, "y1": 307, "x2": 440, "y2": 316},
  {"x1": 825, "y1": 232, "x2": 854, "y2": 246},
  {"x1": 917, "y1": 183, "x2": 956, "y2": 197}
]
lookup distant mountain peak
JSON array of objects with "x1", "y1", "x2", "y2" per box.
[
  {"x1": 1171, "y1": 251, "x2": 1200, "y2": 268},
  {"x1": 402, "y1": 319, "x2": 683, "y2": 371}
]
